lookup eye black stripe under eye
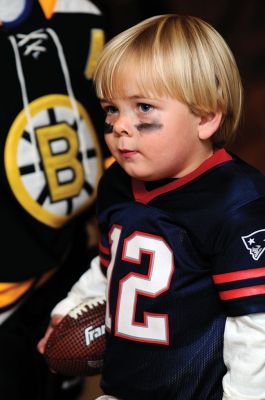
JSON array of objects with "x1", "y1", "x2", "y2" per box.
[
  {"x1": 136, "y1": 122, "x2": 163, "y2": 131},
  {"x1": 104, "y1": 122, "x2": 113, "y2": 134}
]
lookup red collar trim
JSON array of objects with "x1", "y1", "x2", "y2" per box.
[{"x1": 132, "y1": 148, "x2": 232, "y2": 204}]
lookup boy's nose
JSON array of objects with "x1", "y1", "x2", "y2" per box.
[{"x1": 113, "y1": 115, "x2": 133, "y2": 137}]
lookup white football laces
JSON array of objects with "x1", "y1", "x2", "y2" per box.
[{"x1": 68, "y1": 296, "x2": 106, "y2": 320}]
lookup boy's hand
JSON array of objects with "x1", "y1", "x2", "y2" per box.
[{"x1": 37, "y1": 314, "x2": 64, "y2": 354}]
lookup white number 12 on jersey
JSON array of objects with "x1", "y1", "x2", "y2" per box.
[{"x1": 105, "y1": 226, "x2": 174, "y2": 345}]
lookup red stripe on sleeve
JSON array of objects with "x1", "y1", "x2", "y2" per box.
[
  {"x1": 219, "y1": 284, "x2": 265, "y2": 300},
  {"x1": 99, "y1": 241, "x2": 110, "y2": 255},
  {"x1": 100, "y1": 256, "x2": 109, "y2": 268},
  {"x1": 213, "y1": 267, "x2": 265, "y2": 284}
]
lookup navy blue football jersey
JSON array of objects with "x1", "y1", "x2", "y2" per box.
[{"x1": 97, "y1": 149, "x2": 265, "y2": 400}]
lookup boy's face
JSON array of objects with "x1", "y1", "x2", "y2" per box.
[{"x1": 100, "y1": 75, "x2": 214, "y2": 181}]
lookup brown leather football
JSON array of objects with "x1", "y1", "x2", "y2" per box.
[{"x1": 44, "y1": 296, "x2": 106, "y2": 376}]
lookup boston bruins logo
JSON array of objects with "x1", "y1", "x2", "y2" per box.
[{"x1": 5, "y1": 94, "x2": 103, "y2": 228}]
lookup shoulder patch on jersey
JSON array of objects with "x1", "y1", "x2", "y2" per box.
[
  {"x1": 241, "y1": 229, "x2": 265, "y2": 260},
  {"x1": 54, "y1": 0, "x2": 101, "y2": 15}
]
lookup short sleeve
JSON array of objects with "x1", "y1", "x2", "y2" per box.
[{"x1": 212, "y1": 197, "x2": 265, "y2": 316}]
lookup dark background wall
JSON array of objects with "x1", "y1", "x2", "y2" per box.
[{"x1": 94, "y1": 0, "x2": 265, "y2": 172}]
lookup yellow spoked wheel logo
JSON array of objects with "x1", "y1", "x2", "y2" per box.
[{"x1": 5, "y1": 94, "x2": 103, "y2": 228}]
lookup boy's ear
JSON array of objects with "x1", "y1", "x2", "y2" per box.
[{"x1": 198, "y1": 111, "x2": 223, "y2": 140}]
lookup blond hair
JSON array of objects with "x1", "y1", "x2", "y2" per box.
[{"x1": 94, "y1": 14, "x2": 243, "y2": 145}]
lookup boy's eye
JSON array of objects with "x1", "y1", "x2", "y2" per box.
[
  {"x1": 104, "y1": 105, "x2": 117, "y2": 115},
  {"x1": 138, "y1": 103, "x2": 153, "y2": 113}
]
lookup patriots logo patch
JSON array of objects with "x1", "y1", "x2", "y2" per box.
[{"x1": 241, "y1": 229, "x2": 265, "y2": 260}]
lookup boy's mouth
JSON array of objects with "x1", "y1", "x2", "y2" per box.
[{"x1": 119, "y1": 149, "x2": 138, "y2": 158}]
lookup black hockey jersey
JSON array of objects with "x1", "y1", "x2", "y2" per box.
[
  {"x1": 0, "y1": 0, "x2": 107, "y2": 312},
  {"x1": 97, "y1": 149, "x2": 265, "y2": 399}
]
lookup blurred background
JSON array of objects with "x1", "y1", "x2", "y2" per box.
[{"x1": 94, "y1": 0, "x2": 265, "y2": 173}]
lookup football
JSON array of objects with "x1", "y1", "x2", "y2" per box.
[{"x1": 44, "y1": 296, "x2": 106, "y2": 376}]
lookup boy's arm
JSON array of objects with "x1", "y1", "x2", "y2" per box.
[
  {"x1": 223, "y1": 313, "x2": 265, "y2": 399},
  {"x1": 38, "y1": 255, "x2": 107, "y2": 354},
  {"x1": 51, "y1": 255, "x2": 107, "y2": 317}
]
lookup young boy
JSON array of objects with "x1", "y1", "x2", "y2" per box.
[{"x1": 39, "y1": 14, "x2": 265, "y2": 399}]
